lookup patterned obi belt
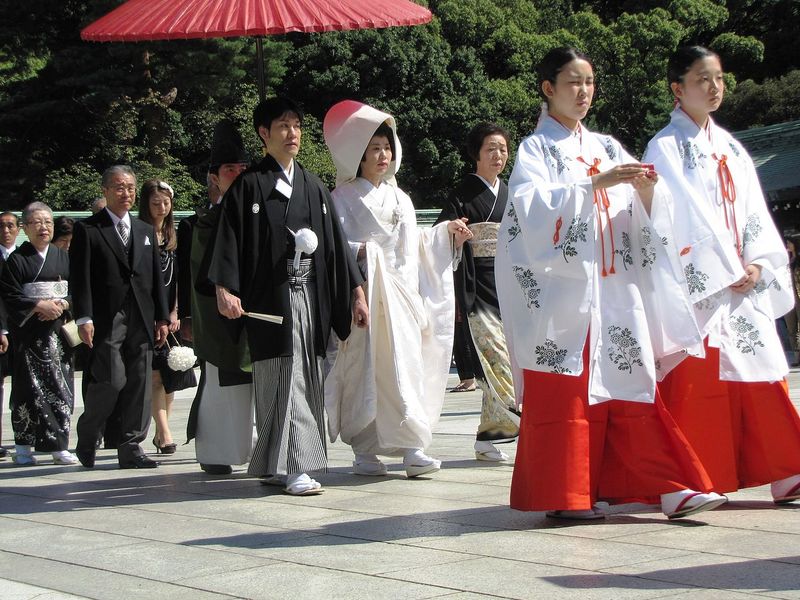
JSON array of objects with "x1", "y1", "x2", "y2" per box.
[
  {"x1": 468, "y1": 222, "x2": 499, "y2": 258},
  {"x1": 22, "y1": 280, "x2": 68, "y2": 299},
  {"x1": 287, "y1": 258, "x2": 315, "y2": 287}
]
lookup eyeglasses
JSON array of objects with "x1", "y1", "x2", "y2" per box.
[
  {"x1": 107, "y1": 184, "x2": 136, "y2": 194},
  {"x1": 26, "y1": 219, "x2": 54, "y2": 228}
]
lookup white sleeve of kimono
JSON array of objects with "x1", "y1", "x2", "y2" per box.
[
  {"x1": 504, "y1": 135, "x2": 595, "y2": 272},
  {"x1": 643, "y1": 136, "x2": 745, "y2": 304},
  {"x1": 738, "y1": 147, "x2": 794, "y2": 318},
  {"x1": 496, "y1": 135, "x2": 596, "y2": 377}
]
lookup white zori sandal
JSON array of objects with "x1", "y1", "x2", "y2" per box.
[
  {"x1": 772, "y1": 474, "x2": 800, "y2": 505},
  {"x1": 284, "y1": 473, "x2": 324, "y2": 496},
  {"x1": 403, "y1": 449, "x2": 441, "y2": 478},
  {"x1": 661, "y1": 490, "x2": 727, "y2": 519}
]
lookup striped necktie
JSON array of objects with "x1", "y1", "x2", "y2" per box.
[{"x1": 117, "y1": 220, "x2": 129, "y2": 247}]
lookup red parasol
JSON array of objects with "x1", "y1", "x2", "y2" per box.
[{"x1": 81, "y1": 0, "x2": 433, "y2": 97}]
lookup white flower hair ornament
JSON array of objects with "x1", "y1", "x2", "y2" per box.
[{"x1": 288, "y1": 227, "x2": 318, "y2": 269}]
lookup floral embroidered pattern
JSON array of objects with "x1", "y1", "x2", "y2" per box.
[
  {"x1": 678, "y1": 141, "x2": 706, "y2": 169},
  {"x1": 554, "y1": 217, "x2": 589, "y2": 262},
  {"x1": 695, "y1": 289, "x2": 725, "y2": 311},
  {"x1": 603, "y1": 137, "x2": 617, "y2": 161},
  {"x1": 506, "y1": 202, "x2": 521, "y2": 243},
  {"x1": 614, "y1": 231, "x2": 633, "y2": 270},
  {"x1": 640, "y1": 226, "x2": 656, "y2": 269},
  {"x1": 607, "y1": 326, "x2": 644, "y2": 373},
  {"x1": 729, "y1": 315, "x2": 765, "y2": 354},
  {"x1": 512, "y1": 266, "x2": 541, "y2": 310},
  {"x1": 684, "y1": 263, "x2": 710, "y2": 294},
  {"x1": 728, "y1": 141, "x2": 741, "y2": 157},
  {"x1": 543, "y1": 144, "x2": 568, "y2": 175},
  {"x1": 535, "y1": 339, "x2": 571, "y2": 374},
  {"x1": 754, "y1": 277, "x2": 781, "y2": 294},
  {"x1": 742, "y1": 214, "x2": 762, "y2": 246}
]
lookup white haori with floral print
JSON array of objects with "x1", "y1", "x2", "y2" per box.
[
  {"x1": 644, "y1": 108, "x2": 792, "y2": 382},
  {"x1": 496, "y1": 117, "x2": 702, "y2": 405}
]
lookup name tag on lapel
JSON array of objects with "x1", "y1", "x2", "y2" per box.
[
  {"x1": 144, "y1": 236, "x2": 151, "y2": 246},
  {"x1": 275, "y1": 178, "x2": 293, "y2": 199}
]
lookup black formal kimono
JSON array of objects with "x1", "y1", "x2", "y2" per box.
[
  {"x1": 0, "y1": 242, "x2": 73, "y2": 451},
  {"x1": 206, "y1": 155, "x2": 361, "y2": 477},
  {"x1": 438, "y1": 174, "x2": 519, "y2": 442}
]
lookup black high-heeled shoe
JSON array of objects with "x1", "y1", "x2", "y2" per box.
[{"x1": 153, "y1": 437, "x2": 177, "y2": 455}]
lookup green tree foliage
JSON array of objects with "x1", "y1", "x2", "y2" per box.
[
  {"x1": 1, "y1": 0, "x2": 797, "y2": 210},
  {"x1": 717, "y1": 70, "x2": 800, "y2": 130}
]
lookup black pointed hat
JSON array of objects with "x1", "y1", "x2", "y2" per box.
[{"x1": 210, "y1": 120, "x2": 249, "y2": 168}]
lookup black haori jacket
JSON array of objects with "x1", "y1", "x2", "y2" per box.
[{"x1": 204, "y1": 155, "x2": 362, "y2": 361}]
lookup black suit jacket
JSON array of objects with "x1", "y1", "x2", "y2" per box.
[{"x1": 69, "y1": 210, "x2": 169, "y2": 345}]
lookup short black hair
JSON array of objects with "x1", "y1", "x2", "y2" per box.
[
  {"x1": 53, "y1": 216, "x2": 74, "y2": 242},
  {"x1": 667, "y1": 45, "x2": 720, "y2": 84},
  {"x1": 252, "y1": 96, "x2": 304, "y2": 137},
  {"x1": 465, "y1": 122, "x2": 510, "y2": 164},
  {"x1": 538, "y1": 47, "x2": 593, "y2": 98},
  {"x1": 0, "y1": 211, "x2": 19, "y2": 226}
]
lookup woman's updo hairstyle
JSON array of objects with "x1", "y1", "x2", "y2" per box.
[
  {"x1": 537, "y1": 46, "x2": 593, "y2": 98},
  {"x1": 667, "y1": 45, "x2": 719, "y2": 84}
]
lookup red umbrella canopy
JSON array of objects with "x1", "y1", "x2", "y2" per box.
[{"x1": 80, "y1": 0, "x2": 433, "y2": 41}]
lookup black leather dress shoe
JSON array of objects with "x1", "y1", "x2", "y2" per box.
[
  {"x1": 201, "y1": 463, "x2": 232, "y2": 475},
  {"x1": 119, "y1": 455, "x2": 158, "y2": 469},
  {"x1": 75, "y1": 448, "x2": 96, "y2": 468},
  {"x1": 0, "y1": 447, "x2": 8, "y2": 459}
]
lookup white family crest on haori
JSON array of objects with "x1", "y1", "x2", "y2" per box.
[
  {"x1": 496, "y1": 117, "x2": 703, "y2": 405},
  {"x1": 644, "y1": 108, "x2": 793, "y2": 382},
  {"x1": 322, "y1": 100, "x2": 457, "y2": 451}
]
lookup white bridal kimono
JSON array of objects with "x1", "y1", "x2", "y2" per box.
[
  {"x1": 325, "y1": 178, "x2": 455, "y2": 451},
  {"x1": 496, "y1": 117, "x2": 701, "y2": 405},
  {"x1": 323, "y1": 99, "x2": 460, "y2": 455},
  {"x1": 643, "y1": 108, "x2": 793, "y2": 382}
]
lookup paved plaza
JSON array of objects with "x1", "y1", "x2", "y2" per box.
[{"x1": 1, "y1": 370, "x2": 799, "y2": 599}]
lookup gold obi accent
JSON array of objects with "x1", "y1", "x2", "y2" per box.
[{"x1": 468, "y1": 222, "x2": 499, "y2": 257}]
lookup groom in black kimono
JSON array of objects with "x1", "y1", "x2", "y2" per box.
[{"x1": 206, "y1": 97, "x2": 368, "y2": 495}]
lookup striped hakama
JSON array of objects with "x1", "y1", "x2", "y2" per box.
[{"x1": 248, "y1": 259, "x2": 327, "y2": 477}]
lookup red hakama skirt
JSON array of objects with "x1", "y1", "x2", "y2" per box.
[
  {"x1": 659, "y1": 343, "x2": 800, "y2": 492},
  {"x1": 510, "y1": 353, "x2": 713, "y2": 511}
]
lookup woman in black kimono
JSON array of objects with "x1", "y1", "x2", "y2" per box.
[
  {"x1": 438, "y1": 122, "x2": 520, "y2": 462},
  {"x1": 0, "y1": 202, "x2": 76, "y2": 465}
]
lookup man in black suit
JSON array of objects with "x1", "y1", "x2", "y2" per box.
[{"x1": 71, "y1": 165, "x2": 169, "y2": 469}]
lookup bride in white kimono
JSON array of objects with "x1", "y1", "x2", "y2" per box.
[
  {"x1": 323, "y1": 101, "x2": 472, "y2": 478},
  {"x1": 643, "y1": 45, "x2": 800, "y2": 504}
]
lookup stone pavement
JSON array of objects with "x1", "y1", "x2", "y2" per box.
[{"x1": 1, "y1": 371, "x2": 799, "y2": 600}]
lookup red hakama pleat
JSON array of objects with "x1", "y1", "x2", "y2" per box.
[
  {"x1": 659, "y1": 343, "x2": 800, "y2": 492},
  {"x1": 510, "y1": 354, "x2": 713, "y2": 511}
]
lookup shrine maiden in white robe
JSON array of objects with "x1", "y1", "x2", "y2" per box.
[
  {"x1": 496, "y1": 117, "x2": 700, "y2": 405},
  {"x1": 644, "y1": 108, "x2": 793, "y2": 382},
  {"x1": 325, "y1": 178, "x2": 456, "y2": 451}
]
